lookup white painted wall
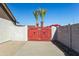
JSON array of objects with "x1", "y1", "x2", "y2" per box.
[
  {"x1": 9, "y1": 25, "x2": 28, "y2": 41},
  {"x1": 0, "y1": 17, "x2": 28, "y2": 43},
  {"x1": 0, "y1": 18, "x2": 11, "y2": 43},
  {"x1": 51, "y1": 26, "x2": 57, "y2": 40}
]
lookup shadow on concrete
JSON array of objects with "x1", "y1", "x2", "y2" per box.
[
  {"x1": 51, "y1": 29, "x2": 69, "y2": 56},
  {"x1": 51, "y1": 40, "x2": 69, "y2": 56},
  {"x1": 51, "y1": 40, "x2": 79, "y2": 56}
]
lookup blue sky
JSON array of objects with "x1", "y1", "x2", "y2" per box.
[{"x1": 7, "y1": 3, "x2": 79, "y2": 26}]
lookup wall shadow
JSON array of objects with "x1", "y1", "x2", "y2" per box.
[
  {"x1": 51, "y1": 40, "x2": 79, "y2": 56},
  {"x1": 51, "y1": 29, "x2": 69, "y2": 56},
  {"x1": 51, "y1": 40, "x2": 69, "y2": 56}
]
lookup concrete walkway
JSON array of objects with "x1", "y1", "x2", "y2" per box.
[
  {"x1": 0, "y1": 41, "x2": 65, "y2": 56},
  {"x1": 0, "y1": 41, "x2": 26, "y2": 56},
  {"x1": 15, "y1": 41, "x2": 65, "y2": 56}
]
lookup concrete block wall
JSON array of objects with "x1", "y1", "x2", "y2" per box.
[
  {"x1": 57, "y1": 25, "x2": 71, "y2": 48},
  {"x1": 71, "y1": 24, "x2": 79, "y2": 53},
  {"x1": 57, "y1": 24, "x2": 79, "y2": 53}
]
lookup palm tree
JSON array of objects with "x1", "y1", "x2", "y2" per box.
[
  {"x1": 33, "y1": 10, "x2": 39, "y2": 27},
  {"x1": 39, "y1": 8, "x2": 46, "y2": 27}
]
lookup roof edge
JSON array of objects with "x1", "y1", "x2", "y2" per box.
[{"x1": 1, "y1": 3, "x2": 19, "y2": 25}]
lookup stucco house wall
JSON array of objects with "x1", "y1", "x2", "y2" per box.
[
  {"x1": 0, "y1": 18, "x2": 11, "y2": 43},
  {"x1": 0, "y1": 4, "x2": 28, "y2": 43},
  {"x1": 0, "y1": 5, "x2": 12, "y2": 43},
  {"x1": 0, "y1": 17, "x2": 28, "y2": 43}
]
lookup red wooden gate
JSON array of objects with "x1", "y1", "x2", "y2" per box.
[{"x1": 28, "y1": 26, "x2": 51, "y2": 41}]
